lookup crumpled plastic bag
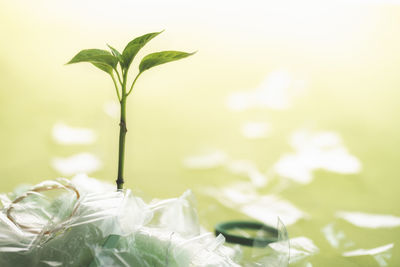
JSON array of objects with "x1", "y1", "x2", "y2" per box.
[{"x1": 0, "y1": 174, "x2": 290, "y2": 266}]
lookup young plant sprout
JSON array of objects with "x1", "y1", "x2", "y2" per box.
[{"x1": 67, "y1": 31, "x2": 195, "y2": 190}]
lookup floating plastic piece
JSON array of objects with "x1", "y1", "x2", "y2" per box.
[
  {"x1": 336, "y1": 211, "x2": 400, "y2": 229},
  {"x1": 321, "y1": 223, "x2": 354, "y2": 249},
  {"x1": 205, "y1": 183, "x2": 306, "y2": 226},
  {"x1": 274, "y1": 129, "x2": 361, "y2": 184},
  {"x1": 279, "y1": 236, "x2": 318, "y2": 264},
  {"x1": 241, "y1": 122, "x2": 271, "y2": 139},
  {"x1": 227, "y1": 160, "x2": 268, "y2": 187},
  {"x1": 248, "y1": 218, "x2": 290, "y2": 267},
  {"x1": 183, "y1": 150, "x2": 228, "y2": 169},
  {"x1": 226, "y1": 70, "x2": 306, "y2": 111},
  {"x1": 343, "y1": 243, "x2": 393, "y2": 267},
  {"x1": 51, "y1": 153, "x2": 101, "y2": 176},
  {"x1": 52, "y1": 122, "x2": 96, "y2": 145},
  {"x1": 183, "y1": 151, "x2": 268, "y2": 187}
]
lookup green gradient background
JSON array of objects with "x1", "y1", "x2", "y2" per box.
[{"x1": 1, "y1": 1, "x2": 400, "y2": 266}]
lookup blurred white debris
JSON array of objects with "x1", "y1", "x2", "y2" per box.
[
  {"x1": 227, "y1": 160, "x2": 268, "y2": 187},
  {"x1": 40, "y1": 261, "x2": 63, "y2": 267},
  {"x1": 343, "y1": 243, "x2": 393, "y2": 267},
  {"x1": 343, "y1": 243, "x2": 393, "y2": 256},
  {"x1": 241, "y1": 122, "x2": 271, "y2": 139},
  {"x1": 270, "y1": 236, "x2": 319, "y2": 264},
  {"x1": 184, "y1": 150, "x2": 268, "y2": 187},
  {"x1": 103, "y1": 100, "x2": 119, "y2": 118},
  {"x1": 227, "y1": 70, "x2": 306, "y2": 111},
  {"x1": 321, "y1": 223, "x2": 354, "y2": 249},
  {"x1": 51, "y1": 153, "x2": 101, "y2": 176},
  {"x1": 183, "y1": 150, "x2": 228, "y2": 169},
  {"x1": 274, "y1": 154, "x2": 313, "y2": 183},
  {"x1": 274, "y1": 129, "x2": 362, "y2": 184},
  {"x1": 240, "y1": 196, "x2": 304, "y2": 227},
  {"x1": 52, "y1": 122, "x2": 96, "y2": 145},
  {"x1": 336, "y1": 211, "x2": 400, "y2": 228},
  {"x1": 205, "y1": 183, "x2": 306, "y2": 226},
  {"x1": 71, "y1": 173, "x2": 114, "y2": 194}
]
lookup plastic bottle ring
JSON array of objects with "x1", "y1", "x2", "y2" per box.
[{"x1": 215, "y1": 221, "x2": 278, "y2": 247}]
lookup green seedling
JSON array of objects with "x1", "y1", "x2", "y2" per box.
[{"x1": 67, "y1": 31, "x2": 195, "y2": 190}]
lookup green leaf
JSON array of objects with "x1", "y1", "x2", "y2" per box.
[
  {"x1": 139, "y1": 50, "x2": 195, "y2": 73},
  {"x1": 67, "y1": 49, "x2": 118, "y2": 74},
  {"x1": 107, "y1": 44, "x2": 123, "y2": 65},
  {"x1": 92, "y1": 63, "x2": 113, "y2": 74},
  {"x1": 121, "y1": 31, "x2": 163, "y2": 69}
]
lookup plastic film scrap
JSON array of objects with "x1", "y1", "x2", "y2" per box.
[
  {"x1": 0, "y1": 175, "x2": 290, "y2": 266},
  {"x1": 236, "y1": 217, "x2": 289, "y2": 267}
]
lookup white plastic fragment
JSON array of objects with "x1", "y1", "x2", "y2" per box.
[
  {"x1": 274, "y1": 154, "x2": 313, "y2": 184},
  {"x1": 227, "y1": 70, "x2": 306, "y2": 111},
  {"x1": 274, "y1": 129, "x2": 362, "y2": 184},
  {"x1": 275, "y1": 236, "x2": 319, "y2": 264},
  {"x1": 40, "y1": 261, "x2": 63, "y2": 267},
  {"x1": 51, "y1": 153, "x2": 101, "y2": 176},
  {"x1": 321, "y1": 223, "x2": 354, "y2": 249},
  {"x1": 342, "y1": 243, "x2": 394, "y2": 266},
  {"x1": 52, "y1": 122, "x2": 96, "y2": 145},
  {"x1": 336, "y1": 211, "x2": 400, "y2": 228},
  {"x1": 71, "y1": 173, "x2": 114, "y2": 194},
  {"x1": 183, "y1": 150, "x2": 228, "y2": 169},
  {"x1": 227, "y1": 160, "x2": 268, "y2": 187},
  {"x1": 343, "y1": 243, "x2": 394, "y2": 257},
  {"x1": 184, "y1": 150, "x2": 268, "y2": 187},
  {"x1": 268, "y1": 236, "x2": 318, "y2": 265},
  {"x1": 241, "y1": 122, "x2": 271, "y2": 139},
  {"x1": 206, "y1": 183, "x2": 306, "y2": 226},
  {"x1": 240, "y1": 196, "x2": 305, "y2": 226}
]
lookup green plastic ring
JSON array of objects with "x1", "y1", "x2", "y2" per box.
[{"x1": 215, "y1": 221, "x2": 278, "y2": 247}]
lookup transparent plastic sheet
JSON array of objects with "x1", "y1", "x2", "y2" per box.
[
  {"x1": 321, "y1": 222, "x2": 393, "y2": 266},
  {"x1": 219, "y1": 218, "x2": 289, "y2": 267},
  {"x1": 249, "y1": 218, "x2": 290, "y2": 267},
  {"x1": 0, "y1": 178, "x2": 124, "y2": 266},
  {"x1": 89, "y1": 187, "x2": 241, "y2": 267},
  {"x1": 0, "y1": 176, "x2": 291, "y2": 266}
]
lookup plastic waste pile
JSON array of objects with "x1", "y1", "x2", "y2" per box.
[{"x1": 0, "y1": 175, "x2": 289, "y2": 266}]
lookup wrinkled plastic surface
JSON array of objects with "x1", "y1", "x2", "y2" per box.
[{"x1": 0, "y1": 175, "x2": 290, "y2": 266}]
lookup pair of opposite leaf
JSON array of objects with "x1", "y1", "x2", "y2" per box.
[{"x1": 67, "y1": 31, "x2": 195, "y2": 100}]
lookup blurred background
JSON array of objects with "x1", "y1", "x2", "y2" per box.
[{"x1": 1, "y1": 0, "x2": 400, "y2": 266}]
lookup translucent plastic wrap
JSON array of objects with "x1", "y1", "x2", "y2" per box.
[
  {"x1": 0, "y1": 175, "x2": 290, "y2": 266},
  {"x1": 248, "y1": 218, "x2": 290, "y2": 267}
]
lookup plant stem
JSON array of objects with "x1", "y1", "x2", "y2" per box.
[
  {"x1": 111, "y1": 72, "x2": 121, "y2": 101},
  {"x1": 116, "y1": 72, "x2": 128, "y2": 190},
  {"x1": 116, "y1": 69, "x2": 123, "y2": 86},
  {"x1": 127, "y1": 72, "x2": 142, "y2": 96}
]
